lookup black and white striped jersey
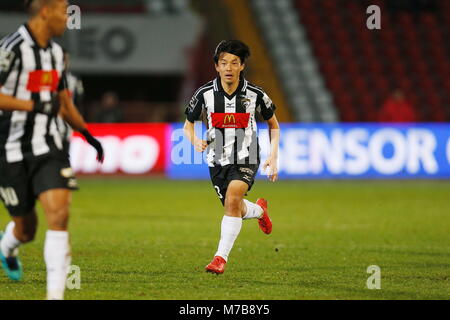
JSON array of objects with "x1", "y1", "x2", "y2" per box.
[
  {"x1": 0, "y1": 24, "x2": 67, "y2": 163},
  {"x1": 185, "y1": 77, "x2": 276, "y2": 167}
]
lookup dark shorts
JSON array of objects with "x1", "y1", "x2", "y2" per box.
[
  {"x1": 0, "y1": 152, "x2": 78, "y2": 217},
  {"x1": 209, "y1": 163, "x2": 259, "y2": 206}
]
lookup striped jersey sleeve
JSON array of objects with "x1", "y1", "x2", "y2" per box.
[
  {"x1": 185, "y1": 91, "x2": 204, "y2": 123},
  {"x1": 249, "y1": 84, "x2": 276, "y2": 120},
  {"x1": 185, "y1": 81, "x2": 213, "y2": 123},
  {"x1": 0, "y1": 34, "x2": 21, "y2": 86}
]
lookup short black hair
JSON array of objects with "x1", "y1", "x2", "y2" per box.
[
  {"x1": 213, "y1": 40, "x2": 250, "y2": 65},
  {"x1": 24, "y1": 0, "x2": 56, "y2": 16}
]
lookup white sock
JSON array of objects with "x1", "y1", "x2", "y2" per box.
[
  {"x1": 242, "y1": 200, "x2": 264, "y2": 220},
  {"x1": 44, "y1": 230, "x2": 71, "y2": 300},
  {"x1": 1, "y1": 222, "x2": 21, "y2": 257},
  {"x1": 215, "y1": 216, "x2": 242, "y2": 262}
]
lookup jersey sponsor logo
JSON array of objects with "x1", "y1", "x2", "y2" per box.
[
  {"x1": 211, "y1": 113, "x2": 250, "y2": 129},
  {"x1": 26, "y1": 70, "x2": 60, "y2": 93},
  {"x1": 0, "y1": 49, "x2": 15, "y2": 71}
]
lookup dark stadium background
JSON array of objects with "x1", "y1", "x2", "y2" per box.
[{"x1": 1, "y1": 0, "x2": 448, "y2": 124}]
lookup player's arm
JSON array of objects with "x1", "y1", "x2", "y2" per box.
[
  {"x1": 259, "y1": 91, "x2": 279, "y2": 182},
  {"x1": 58, "y1": 89, "x2": 104, "y2": 162},
  {"x1": 58, "y1": 89, "x2": 86, "y2": 131},
  {"x1": 0, "y1": 90, "x2": 33, "y2": 112},
  {"x1": 183, "y1": 91, "x2": 207, "y2": 153},
  {"x1": 262, "y1": 115, "x2": 280, "y2": 182},
  {"x1": 0, "y1": 86, "x2": 62, "y2": 115},
  {"x1": 183, "y1": 119, "x2": 207, "y2": 153}
]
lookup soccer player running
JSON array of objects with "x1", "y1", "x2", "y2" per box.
[
  {"x1": 0, "y1": 0, "x2": 103, "y2": 299},
  {"x1": 184, "y1": 40, "x2": 280, "y2": 274}
]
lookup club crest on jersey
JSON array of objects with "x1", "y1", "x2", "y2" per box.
[
  {"x1": 0, "y1": 49, "x2": 15, "y2": 71},
  {"x1": 211, "y1": 113, "x2": 250, "y2": 129},
  {"x1": 240, "y1": 97, "x2": 251, "y2": 109},
  {"x1": 26, "y1": 70, "x2": 60, "y2": 93}
]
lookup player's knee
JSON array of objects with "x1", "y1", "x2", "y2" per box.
[
  {"x1": 17, "y1": 231, "x2": 35, "y2": 243},
  {"x1": 46, "y1": 207, "x2": 69, "y2": 230},
  {"x1": 14, "y1": 213, "x2": 38, "y2": 243},
  {"x1": 224, "y1": 195, "x2": 242, "y2": 216},
  {"x1": 15, "y1": 226, "x2": 36, "y2": 243}
]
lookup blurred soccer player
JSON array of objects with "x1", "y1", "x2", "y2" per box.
[
  {"x1": 0, "y1": 0, "x2": 103, "y2": 299},
  {"x1": 184, "y1": 40, "x2": 280, "y2": 274}
]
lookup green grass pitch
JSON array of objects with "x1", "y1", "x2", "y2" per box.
[{"x1": 0, "y1": 178, "x2": 449, "y2": 300}]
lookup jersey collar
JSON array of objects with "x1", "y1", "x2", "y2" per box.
[
  {"x1": 20, "y1": 23, "x2": 53, "y2": 50},
  {"x1": 215, "y1": 77, "x2": 247, "y2": 99}
]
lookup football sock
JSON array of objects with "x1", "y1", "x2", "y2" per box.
[
  {"x1": 1, "y1": 221, "x2": 22, "y2": 257},
  {"x1": 215, "y1": 216, "x2": 242, "y2": 262},
  {"x1": 242, "y1": 199, "x2": 264, "y2": 220},
  {"x1": 44, "y1": 230, "x2": 71, "y2": 300}
]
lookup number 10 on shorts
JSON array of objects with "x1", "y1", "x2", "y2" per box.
[{"x1": 0, "y1": 187, "x2": 19, "y2": 206}]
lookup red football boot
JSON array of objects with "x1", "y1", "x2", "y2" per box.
[
  {"x1": 256, "y1": 198, "x2": 272, "y2": 234},
  {"x1": 205, "y1": 256, "x2": 226, "y2": 274}
]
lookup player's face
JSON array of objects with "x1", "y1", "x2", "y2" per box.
[
  {"x1": 215, "y1": 52, "x2": 245, "y2": 86},
  {"x1": 46, "y1": 0, "x2": 69, "y2": 37}
]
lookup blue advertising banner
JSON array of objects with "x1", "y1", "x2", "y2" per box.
[{"x1": 167, "y1": 123, "x2": 450, "y2": 179}]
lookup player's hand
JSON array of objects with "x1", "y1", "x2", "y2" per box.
[
  {"x1": 81, "y1": 129, "x2": 104, "y2": 163},
  {"x1": 194, "y1": 137, "x2": 208, "y2": 153},
  {"x1": 263, "y1": 157, "x2": 278, "y2": 182},
  {"x1": 33, "y1": 96, "x2": 60, "y2": 116}
]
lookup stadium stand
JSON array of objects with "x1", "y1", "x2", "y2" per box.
[
  {"x1": 251, "y1": 0, "x2": 338, "y2": 122},
  {"x1": 3, "y1": 0, "x2": 447, "y2": 122},
  {"x1": 293, "y1": 0, "x2": 449, "y2": 122},
  {"x1": 223, "y1": 0, "x2": 293, "y2": 122},
  {"x1": 0, "y1": 0, "x2": 190, "y2": 15}
]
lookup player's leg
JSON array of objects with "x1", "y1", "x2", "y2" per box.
[
  {"x1": 0, "y1": 162, "x2": 37, "y2": 281},
  {"x1": 235, "y1": 164, "x2": 272, "y2": 234},
  {"x1": 206, "y1": 180, "x2": 248, "y2": 274},
  {"x1": 0, "y1": 212, "x2": 38, "y2": 281},
  {"x1": 215, "y1": 180, "x2": 248, "y2": 258},
  {"x1": 1, "y1": 211, "x2": 38, "y2": 255},
  {"x1": 39, "y1": 189, "x2": 72, "y2": 300},
  {"x1": 241, "y1": 198, "x2": 263, "y2": 220},
  {"x1": 242, "y1": 198, "x2": 272, "y2": 234},
  {"x1": 32, "y1": 153, "x2": 77, "y2": 300},
  {"x1": 40, "y1": 189, "x2": 71, "y2": 230}
]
